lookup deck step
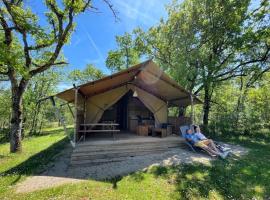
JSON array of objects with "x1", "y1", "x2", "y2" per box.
[
  {"x1": 70, "y1": 149, "x2": 168, "y2": 166},
  {"x1": 71, "y1": 147, "x2": 178, "y2": 160},
  {"x1": 75, "y1": 137, "x2": 184, "y2": 147},
  {"x1": 73, "y1": 142, "x2": 184, "y2": 153},
  {"x1": 72, "y1": 144, "x2": 182, "y2": 156},
  {"x1": 70, "y1": 136, "x2": 185, "y2": 167}
]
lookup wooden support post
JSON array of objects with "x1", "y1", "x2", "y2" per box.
[
  {"x1": 74, "y1": 87, "x2": 78, "y2": 144},
  {"x1": 83, "y1": 97, "x2": 87, "y2": 141},
  {"x1": 49, "y1": 96, "x2": 75, "y2": 147}
]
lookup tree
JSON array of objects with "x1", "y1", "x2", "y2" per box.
[
  {"x1": 208, "y1": 72, "x2": 270, "y2": 135},
  {"x1": 132, "y1": 0, "x2": 270, "y2": 128},
  {"x1": 68, "y1": 64, "x2": 104, "y2": 85},
  {"x1": 0, "y1": 0, "x2": 115, "y2": 152},
  {"x1": 0, "y1": 88, "x2": 11, "y2": 129},
  {"x1": 106, "y1": 32, "x2": 141, "y2": 72},
  {"x1": 24, "y1": 69, "x2": 61, "y2": 135}
]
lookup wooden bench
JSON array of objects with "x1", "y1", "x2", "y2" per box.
[{"x1": 79, "y1": 123, "x2": 120, "y2": 141}]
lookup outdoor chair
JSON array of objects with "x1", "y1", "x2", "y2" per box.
[
  {"x1": 179, "y1": 125, "x2": 201, "y2": 152},
  {"x1": 180, "y1": 125, "x2": 229, "y2": 155}
]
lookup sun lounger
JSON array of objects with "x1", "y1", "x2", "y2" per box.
[
  {"x1": 180, "y1": 125, "x2": 230, "y2": 155},
  {"x1": 179, "y1": 125, "x2": 201, "y2": 152}
]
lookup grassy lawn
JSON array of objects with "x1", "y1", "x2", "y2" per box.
[{"x1": 0, "y1": 128, "x2": 269, "y2": 200}]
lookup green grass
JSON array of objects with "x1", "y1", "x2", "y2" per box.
[
  {"x1": 0, "y1": 128, "x2": 269, "y2": 200},
  {"x1": 0, "y1": 130, "x2": 68, "y2": 198}
]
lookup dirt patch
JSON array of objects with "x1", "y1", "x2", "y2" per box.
[{"x1": 15, "y1": 142, "x2": 248, "y2": 193}]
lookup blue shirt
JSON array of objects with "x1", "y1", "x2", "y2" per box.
[{"x1": 184, "y1": 133, "x2": 200, "y2": 145}]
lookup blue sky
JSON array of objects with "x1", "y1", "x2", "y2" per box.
[
  {"x1": 62, "y1": 0, "x2": 170, "y2": 75},
  {"x1": 1, "y1": 0, "x2": 171, "y2": 90},
  {"x1": 24, "y1": 0, "x2": 171, "y2": 90}
]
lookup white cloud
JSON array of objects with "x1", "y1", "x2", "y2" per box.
[
  {"x1": 72, "y1": 35, "x2": 81, "y2": 47},
  {"x1": 113, "y1": 0, "x2": 168, "y2": 29},
  {"x1": 115, "y1": 1, "x2": 158, "y2": 24},
  {"x1": 81, "y1": 25, "x2": 105, "y2": 62}
]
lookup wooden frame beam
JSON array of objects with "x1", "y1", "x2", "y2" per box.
[{"x1": 73, "y1": 84, "x2": 86, "y2": 98}]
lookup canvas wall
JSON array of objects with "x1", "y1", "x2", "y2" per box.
[{"x1": 83, "y1": 84, "x2": 168, "y2": 127}]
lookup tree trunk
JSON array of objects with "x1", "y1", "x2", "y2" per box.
[
  {"x1": 203, "y1": 84, "x2": 211, "y2": 129},
  {"x1": 235, "y1": 87, "x2": 248, "y2": 129},
  {"x1": 10, "y1": 92, "x2": 23, "y2": 152},
  {"x1": 10, "y1": 80, "x2": 28, "y2": 153}
]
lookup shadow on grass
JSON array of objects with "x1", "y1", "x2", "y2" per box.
[
  {"x1": 1, "y1": 137, "x2": 69, "y2": 177},
  {"x1": 147, "y1": 137, "x2": 270, "y2": 200},
  {"x1": 109, "y1": 175, "x2": 123, "y2": 189},
  {"x1": 2, "y1": 128, "x2": 269, "y2": 199},
  {"x1": 107, "y1": 171, "x2": 146, "y2": 189}
]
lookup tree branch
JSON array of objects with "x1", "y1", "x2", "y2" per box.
[
  {"x1": 214, "y1": 45, "x2": 270, "y2": 79},
  {"x1": 27, "y1": 42, "x2": 54, "y2": 51},
  {"x1": 0, "y1": 9, "x2": 12, "y2": 46},
  {"x1": 102, "y1": 0, "x2": 119, "y2": 21},
  {"x1": 29, "y1": 0, "x2": 75, "y2": 76},
  {"x1": 3, "y1": 0, "x2": 32, "y2": 68}
]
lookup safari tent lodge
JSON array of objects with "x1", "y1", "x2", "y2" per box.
[{"x1": 56, "y1": 60, "x2": 200, "y2": 143}]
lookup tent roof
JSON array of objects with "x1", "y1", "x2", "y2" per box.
[{"x1": 56, "y1": 60, "x2": 201, "y2": 107}]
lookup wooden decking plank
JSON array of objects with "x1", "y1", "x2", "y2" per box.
[
  {"x1": 73, "y1": 143, "x2": 185, "y2": 154},
  {"x1": 70, "y1": 149, "x2": 167, "y2": 165},
  {"x1": 72, "y1": 146, "x2": 179, "y2": 159},
  {"x1": 70, "y1": 135, "x2": 186, "y2": 167},
  {"x1": 75, "y1": 138, "x2": 184, "y2": 148}
]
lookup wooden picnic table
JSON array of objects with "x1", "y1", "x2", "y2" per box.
[{"x1": 79, "y1": 123, "x2": 120, "y2": 141}]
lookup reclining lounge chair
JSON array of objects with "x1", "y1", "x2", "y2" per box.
[
  {"x1": 180, "y1": 125, "x2": 201, "y2": 152},
  {"x1": 180, "y1": 125, "x2": 229, "y2": 155}
]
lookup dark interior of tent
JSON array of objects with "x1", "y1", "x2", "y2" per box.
[{"x1": 99, "y1": 90, "x2": 155, "y2": 132}]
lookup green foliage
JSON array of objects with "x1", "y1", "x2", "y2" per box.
[
  {"x1": 23, "y1": 69, "x2": 62, "y2": 135},
  {"x1": 120, "y1": 0, "x2": 270, "y2": 130},
  {"x1": 0, "y1": 86, "x2": 11, "y2": 142},
  {"x1": 0, "y1": 0, "x2": 112, "y2": 152},
  {"x1": 209, "y1": 73, "x2": 270, "y2": 136},
  {"x1": 106, "y1": 32, "x2": 141, "y2": 72},
  {"x1": 0, "y1": 88, "x2": 11, "y2": 127},
  {"x1": 68, "y1": 64, "x2": 104, "y2": 85}
]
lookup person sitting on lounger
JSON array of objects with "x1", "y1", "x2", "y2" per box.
[
  {"x1": 184, "y1": 128, "x2": 229, "y2": 158},
  {"x1": 193, "y1": 126, "x2": 207, "y2": 140}
]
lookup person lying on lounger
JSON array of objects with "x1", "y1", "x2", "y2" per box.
[{"x1": 184, "y1": 128, "x2": 229, "y2": 159}]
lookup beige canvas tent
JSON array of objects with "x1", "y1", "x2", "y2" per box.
[{"x1": 56, "y1": 60, "x2": 200, "y2": 141}]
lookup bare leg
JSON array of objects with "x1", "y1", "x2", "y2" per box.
[
  {"x1": 207, "y1": 140, "x2": 220, "y2": 152},
  {"x1": 200, "y1": 145, "x2": 222, "y2": 156}
]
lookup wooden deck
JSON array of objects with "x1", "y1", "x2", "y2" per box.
[{"x1": 71, "y1": 132, "x2": 186, "y2": 166}]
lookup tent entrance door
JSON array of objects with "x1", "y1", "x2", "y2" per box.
[{"x1": 116, "y1": 92, "x2": 130, "y2": 130}]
